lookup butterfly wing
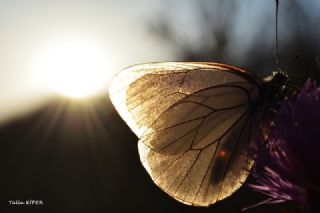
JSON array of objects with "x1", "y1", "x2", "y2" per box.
[{"x1": 109, "y1": 62, "x2": 260, "y2": 206}]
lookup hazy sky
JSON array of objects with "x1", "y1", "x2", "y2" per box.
[
  {"x1": 1, "y1": 0, "x2": 319, "y2": 123},
  {"x1": 0, "y1": 0, "x2": 176, "y2": 123}
]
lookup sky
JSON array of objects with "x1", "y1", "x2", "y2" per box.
[
  {"x1": 0, "y1": 0, "x2": 175, "y2": 123},
  {"x1": 1, "y1": 0, "x2": 320, "y2": 124}
]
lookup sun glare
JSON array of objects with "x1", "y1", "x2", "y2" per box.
[{"x1": 33, "y1": 37, "x2": 112, "y2": 99}]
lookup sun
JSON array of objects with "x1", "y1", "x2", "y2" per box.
[{"x1": 33, "y1": 36, "x2": 111, "y2": 99}]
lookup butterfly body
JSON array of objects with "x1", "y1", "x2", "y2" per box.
[
  {"x1": 256, "y1": 71, "x2": 291, "y2": 124},
  {"x1": 109, "y1": 62, "x2": 291, "y2": 206}
]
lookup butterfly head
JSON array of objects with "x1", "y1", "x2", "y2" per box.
[
  {"x1": 262, "y1": 70, "x2": 289, "y2": 98},
  {"x1": 271, "y1": 70, "x2": 288, "y2": 85},
  {"x1": 263, "y1": 70, "x2": 288, "y2": 86}
]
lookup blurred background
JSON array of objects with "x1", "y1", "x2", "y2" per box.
[{"x1": 0, "y1": 0, "x2": 319, "y2": 212}]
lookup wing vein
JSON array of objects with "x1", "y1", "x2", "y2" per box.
[{"x1": 216, "y1": 110, "x2": 251, "y2": 200}]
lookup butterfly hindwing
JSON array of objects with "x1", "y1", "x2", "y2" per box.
[
  {"x1": 138, "y1": 107, "x2": 255, "y2": 206},
  {"x1": 109, "y1": 62, "x2": 260, "y2": 206}
]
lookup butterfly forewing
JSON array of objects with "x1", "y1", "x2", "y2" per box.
[{"x1": 109, "y1": 62, "x2": 260, "y2": 206}]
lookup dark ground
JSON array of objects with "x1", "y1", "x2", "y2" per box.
[{"x1": 0, "y1": 95, "x2": 303, "y2": 213}]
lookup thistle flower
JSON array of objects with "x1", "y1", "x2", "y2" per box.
[{"x1": 249, "y1": 79, "x2": 320, "y2": 210}]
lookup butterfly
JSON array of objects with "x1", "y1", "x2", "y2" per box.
[{"x1": 108, "y1": 62, "x2": 292, "y2": 206}]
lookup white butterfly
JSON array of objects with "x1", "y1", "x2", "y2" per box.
[{"x1": 109, "y1": 62, "x2": 262, "y2": 206}]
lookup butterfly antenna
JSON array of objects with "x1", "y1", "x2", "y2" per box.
[
  {"x1": 282, "y1": 55, "x2": 299, "y2": 69},
  {"x1": 275, "y1": 0, "x2": 280, "y2": 70}
]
